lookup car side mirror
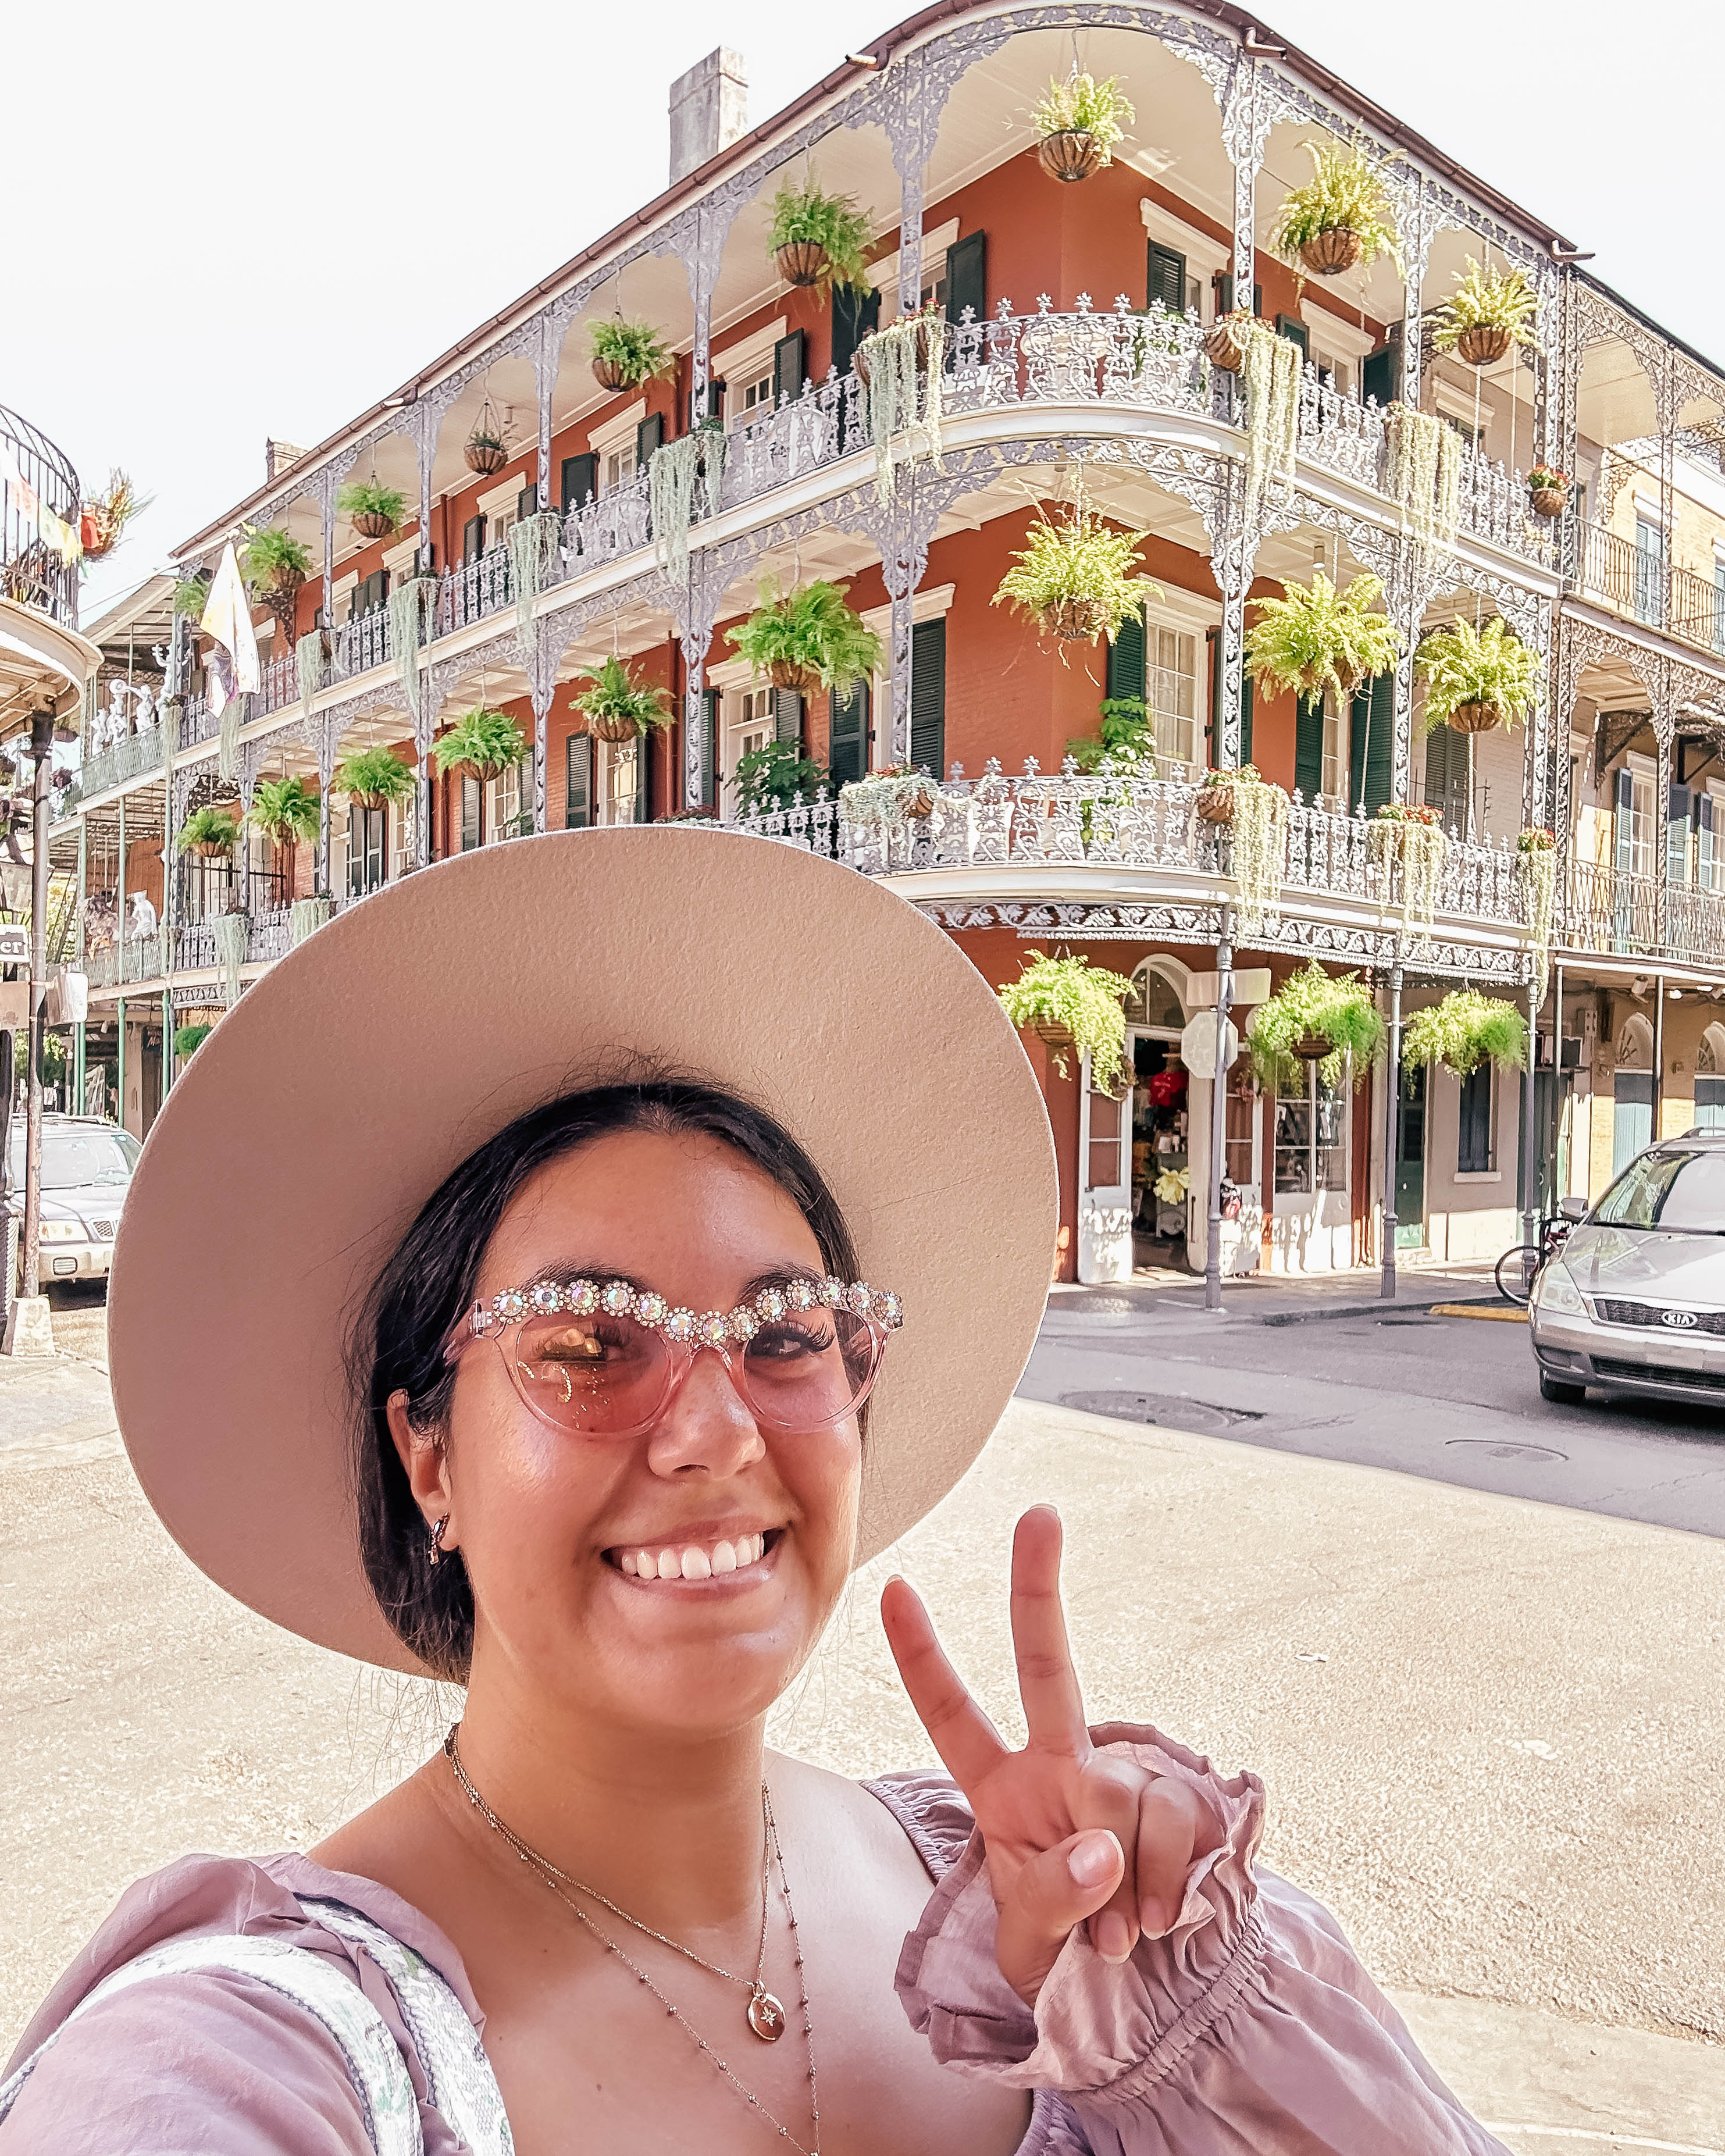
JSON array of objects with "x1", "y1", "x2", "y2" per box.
[{"x1": 1559, "y1": 1197, "x2": 1587, "y2": 1223}]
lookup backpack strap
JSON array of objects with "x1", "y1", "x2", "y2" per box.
[{"x1": 0, "y1": 1932, "x2": 423, "y2": 2155}]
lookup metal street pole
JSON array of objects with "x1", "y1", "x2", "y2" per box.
[
  {"x1": 1380, "y1": 961, "x2": 1403, "y2": 1300},
  {"x1": 1204, "y1": 900, "x2": 1234, "y2": 1314},
  {"x1": 20, "y1": 710, "x2": 54, "y2": 1301},
  {"x1": 1521, "y1": 971, "x2": 1540, "y2": 1270}
]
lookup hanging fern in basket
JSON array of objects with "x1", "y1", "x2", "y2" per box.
[
  {"x1": 1239, "y1": 322, "x2": 1302, "y2": 532},
  {"x1": 1266, "y1": 143, "x2": 1403, "y2": 276},
  {"x1": 172, "y1": 572, "x2": 211, "y2": 619},
  {"x1": 997, "y1": 952, "x2": 1136, "y2": 1089},
  {"x1": 1431, "y1": 261, "x2": 1538, "y2": 358},
  {"x1": 1245, "y1": 571, "x2": 1401, "y2": 706},
  {"x1": 1246, "y1": 960, "x2": 1384, "y2": 1092},
  {"x1": 1415, "y1": 616, "x2": 1538, "y2": 732},
  {"x1": 767, "y1": 179, "x2": 873, "y2": 293},
  {"x1": 1401, "y1": 989, "x2": 1527, "y2": 1078},
  {"x1": 433, "y1": 707, "x2": 528, "y2": 780},
  {"x1": 992, "y1": 505, "x2": 1161, "y2": 651},
  {"x1": 335, "y1": 746, "x2": 417, "y2": 810},
  {"x1": 569, "y1": 656, "x2": 674, "y2": 741},
  {"x1": 1028, "y1": 73, "x2": 1135, "y2": 162},
  {"x1": 589, "y1": 319, "x2": 676, "y2": 389},
  {"x1": 727, "y1": 580, "x2": 882, "y2": 697}
]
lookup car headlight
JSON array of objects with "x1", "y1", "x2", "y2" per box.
[
  {"x1": 37, "y1": 1221, "x2": 81, "y2": 1244},
  {"x1": 1535, "y1": 1263, "x2": 1585, "y2": 1316}
]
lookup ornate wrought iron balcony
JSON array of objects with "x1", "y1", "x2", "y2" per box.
[{"x1": 0, "y1": 401, "x2": 80, "y2": 632}]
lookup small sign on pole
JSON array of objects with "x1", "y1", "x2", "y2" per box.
[
  {"x1": 1179, "y1": 1009, "x2": 1239, "y2": 1083},
  {"x1": 1186, "y1": 967, "x2": 1270, "y2": 1011}
]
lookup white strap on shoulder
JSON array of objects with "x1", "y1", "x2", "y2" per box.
[{"x1": 0, "y1": 1933, "x2": 423, "y2": 2155}]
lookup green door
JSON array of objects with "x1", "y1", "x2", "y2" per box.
[{"x1": 1396, "y1": 1063, "x2": 1427, "y2": 1248}]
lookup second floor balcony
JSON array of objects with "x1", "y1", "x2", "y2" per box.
[{"x1": 1578, "y1": 524, "x2": 1725, "y2": 659}]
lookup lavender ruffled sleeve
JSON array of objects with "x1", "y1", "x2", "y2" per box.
[{"x1": 876, "y1": 1723, "x2": 1509, "y2": 2156}]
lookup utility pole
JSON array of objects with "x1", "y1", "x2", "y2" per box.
[
  {"x1": 1203, "y1": 901, "x2": 1234, "y2": 1314},
  {"x1": 4, "y1": 708, "x2": 58, "y2": 1354},
  {"x1": 1380, "y1": 960, "x2": 1403, "y2": 1300}
]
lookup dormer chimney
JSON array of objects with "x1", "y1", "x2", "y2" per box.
[{"x1": 669, "y1": 49, "x2": 747, "y2": 185}]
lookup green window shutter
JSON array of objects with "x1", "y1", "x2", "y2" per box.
[
  {"x1": 1275, "y1": 313, "x2": 1309, "y2": 359},
  {"x1": 633, "y1": 734, "x2": 650, "y2": 825},
  {"x1": 1614, "y1": 767, "x2": 1634, "y2": 876},
  {"x1": 1457, "y1": 1065, "x2": 1493, "y2": 1174},
  {"x1": 565, "y1": 735, "x2": 592, "y2": 829},
  {"x1": 1214, "y1": 274, "x2": 1260, "y2": 318},
  {"x1": 516, "y1": 482, "x2": 538, "y2": 522},
  {"x1": 1361, "y1": 346, "x2": 1396, "y2": 407},
  {"x1": 701, "y1": 686, "x2": 719, "y2": 809},
  {"x1": 1106, "y1": 612, "x2": 1146, "y2": 704},
  {"x1": 1146, "y1": 242, "x2": 1186, "y2": 315},
  {"x1": 831, "y1": 286, "x2": 881, "y2": 378},
  {"x1": 1238, "y1": 672, "x2": 1253, "y2": 767},
  {"x1": 688, "y1": 380, "x2": 723, "y2": 429},
  {"x1": 945, "y1": 231, "x2": 986, "y2": 327},
  {"x1": 1348, "y1": 673, "x2": 1393, "y2": 814},
  {"x1": 774, "y1": 688, "x2": 802, "y2": 748},
  {"x1": 1669, "y1": 781, "x2": 1693, "y2": 888},
  {"x1": 560, "y1": 453, "x2": 597, "y2": 514},
  {"x1": 1700, "y1": 793, "x2": 1717, "y2": 890},
  {"x1": 828, "y1": 681, "x2": 868, "y2": 787},
  {"x1": 1294, "y1": 695, "x2": 1324, "y2": 801},
  {"x1": 1423, "y1": 724, "x2": 1469, "y2": 832},
  {"x1": 636, "y1": 413, "x2": 664, "y2": 465},
  {"x1": 773, "y1": 331, "x2": 807, "y2": 406},
  {"x1": 462, "y1": 514, "x2": 486, "y2": 563},
  {"x1": 910, "y1": 617, "x2": 947, "y2": 777},
  {"x1": 460, "y1": 775, "x2": 481, "y2": 852}
]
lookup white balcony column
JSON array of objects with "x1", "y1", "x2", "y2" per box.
[
  {"x1": 312, "y1": 712, "x2": 340, "y2": 899},
  {"x1": 1219, "y1": 52, "x2": 1268, "y2": 324},
  {"x1": 534, "y1": 315, "x2": 558, "y2": 513},
  {"x1": 528, "y1": 635, "x2": 556, "y2": 837},
  {"x1": 1654, "y1": 718, "x2": 1673, "y2": 955},
  {"x1": 1212, "y1": 528, "x2": 1253, "y2": 770}
]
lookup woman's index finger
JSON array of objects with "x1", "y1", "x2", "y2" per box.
[
  {"x1": 1008, "y1": 1506, "x2": 1090, "y2": 1755},
  {"x1": 881, "y1": 1576, "x2": 1009, "y2": 1796}
]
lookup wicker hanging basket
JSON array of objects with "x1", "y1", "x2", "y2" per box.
[
  {"x1": 1040, "y1": 598, "x2": 1104, "y2": 643},
  {"x1": 1455, "y1": 323, "x2": 1513, "y2": 366},
  {"x1": 350, "y1": 510, "x2": 395, "y2": 541},
  {"x1": 1300, "y1": 228, "x2": 1363, "y2": 276},
  {"x1": 1195, "y1": 784, "x2": 1235, "y2": 825},
  {"x1": 464, "y1": 436, "x2": 508, "y2": 476},
  {"x1": 351, "y1": 790, "x2": 391, "y2": 812},
  {"x1": 776, "y1": 241, "x2": 831, "y2": 288},
  {"x1": 1031, "y1": 1019, "x2": 1074, "y2": 1050},
  {"x1": 1530, "y1": 486, "x2": 1569, "y2": 519},
  {"x1": 193, "y1": 838, "x2": 234, "y2": 860},
  {"x1": 586, "y1": 710, "x2": 639, "y2": 744},
  {"x1": 1036, "y1": 130, "x2": 1103, "y2": 183},
  {"x1": 592, "y1": 355, "x2": 631, "y2": 394},
  {"x1": 1292, "y1": 1032, "x2": 1332, "y2": 1061},
  {"x1": 1204, "y1": 320, "x2": 1248, "y2": 373},
  {"x1": 768, "y1": 659, "x2": 823, "y2": 694},
  {"x1": 1449, "y1": 701, "x2": 1503, "y2": 735}
]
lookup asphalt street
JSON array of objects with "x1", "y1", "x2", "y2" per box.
[{"x1": 0, "y1": 1281, "x2": 1720, "y2": 2149}]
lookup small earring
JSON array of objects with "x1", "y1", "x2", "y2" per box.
[{"x1": 429, "y1": 1516, "x2": 449, "y2": 1566}]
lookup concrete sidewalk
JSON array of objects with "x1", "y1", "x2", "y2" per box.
[{"x1": 1052, "y1": 1260, "x2": 1510, "y2": 1326}]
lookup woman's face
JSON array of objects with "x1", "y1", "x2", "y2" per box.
[{"x1": 407, "y1": 1127, "x2": 862, "y2": 1739}]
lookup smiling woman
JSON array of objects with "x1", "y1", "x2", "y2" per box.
[{"x1": 0, "y1": 831, "x2": 1508, "y2": 2155}]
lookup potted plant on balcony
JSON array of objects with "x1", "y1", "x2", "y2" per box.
[
  {"x1": 1416, "y1": 615, "x2": 1538, "y2": 736},
  {"x1": 245, "y1": 775, "x2": 320, "y2": 897},
  {"x1": 569, "y1": 655, "x2": 675, "y2": 743},
  {"x1": 334, "y1": 746, "x2": 417, "y2": 812},
  {"x1": 1402, "y1": 989, "x2": 1527, "y2": 1079},
  {"x1": 727, "y1": 580, "x2": 882, "y2": 696},
  {"x1": 465, "y1": 395, "x2": 509, "y2": 476},
  {"x1": 1267, "y1": 142, "x2": 1403, "y2": 279},
  {"x1": 78, "y1": 470, "x2": 151, "y2": 562},
  {"x1": 433, "y1": 707, "x2": 527, "y2": 783},
  {"x1": 173, "y1": 1021, "x2": 214, "y2": 1060},
  {"x1": 992, "y1": 504, "x2": 1161, "y2": 648},
  {"x1": 176, "y1": 806, "x2": 241, "y2": 860},
  {"x1": 172, "y1": 572, "x2": 211, "y2": 620},
  {"x1": 1028, "y1": 72, "x2": 1135, "y2": 183},
  {"x1": 1247, "y1": 960, "x2": 1384, "y2": 1090},
  {"x1": 240, "y1": 525, "x2": 313, "y2": 645},
  {"x1": 839, "y1": 764, "x2": 942, "y2": 829},
  {"x1": 1367, "y1": 801, "x2": 1448, "y2": 938},
  {"x1": 1066, "y1": 696, "x2": 1156, "y2": 776},
  {"x1": 996, "y1": 951, "x2": 1136, "y2": 1090},
  {"x1": 767, "y1": 177, "x2": 873, "y2": 292},
  {"x1": 1527, "y1": 465, "x2": 1571, "y2": 519},
  {"x1": 732, "y1": 739, "x2": 828, "y2": 818},
  {"x1": 589, "y1": 318, "x2": 676, "y2": 394},
  {"x1": 1245, "y1": 569, "x2": 1402, "y2": 705},
  {"x1": 1204, "y1": 307, "x2": 1258, "y2": 375},
  {"x1": 1431, "y1": 259, "x2": 1538, "y2": 368},
  {"x1": 337, "y1": 478, "x2": 405, "y2": 541}
]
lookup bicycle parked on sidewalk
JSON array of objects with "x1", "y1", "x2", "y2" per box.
[{"x1": 1495, "y1": 1198, "x2": 1587, "y2": 1305}]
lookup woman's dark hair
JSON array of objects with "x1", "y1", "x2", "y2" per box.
[{"x1": 350, "y1": 1073, "x2": 860, "y2": 1681}]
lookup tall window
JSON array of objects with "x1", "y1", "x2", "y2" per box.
[
  {"x1": 732, "y1": 369, "x2": 775, "y2": 426},
  {"x1": 1626, "y1": 771, "x2": 1656, "y2": 879},
  {"x1": 491, "y1": 760, "x2": 528, "y2": 842},
  {"x1": 1318, "y1": 686, "x2": 1346, "y2": 806},
  {"x1": 604, "y1": 738, "x2": 639, "y2": 825},
  {"x1": 723, "y1": 685, "x2": 776, "y2": 817},
  {"x1": 1274, "y1": 1069, "x2": 1346, "y2": 1194},
  {"x1": 1149, "y1": 626, "x2": 1197, "y2": 768},
  {"x1": 603, "y1": 444, "x2": 635, "y2": 496},
  {"x1": 1634, "y1": 516, "x2": 1665, "y2": 624},
  {"x1": 1457, "y1": 1065, "x2": 1494, "y2": 1174}
]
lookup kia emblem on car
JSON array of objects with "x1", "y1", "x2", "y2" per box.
[{"x1": 1660, "y1": 1309, "x2": 1699, "y2": 1328}]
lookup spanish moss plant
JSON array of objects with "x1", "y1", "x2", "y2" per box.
[
  {"x1": 1415, "y1": 617, "x2": 1539, "y2": 731},
  {"x1": 1385, "y1": 406, "x2": 1462, "y2": 556},
  {"x1": 589, "y1": 318, "x2": 676, "y2": 387},
  {"x1": 767, "y1": 179, "x2": 874, "y2": 293},
  {"x1": 509, "y1": 512, "x2": 564, "y2": 642},
  {"x1": 1266, "y1": 143, "x2": 1403, "y2": 275},
  {"x1": 1246, "y1": 960, "x2": 1384, "y2": 1092},
  {"x1": 1367, "y1": 807, "x2": 1448, "y2": 939},
  {"x1": 858, "y1": 311, "x2": 946, "y2": 503},
  {"x1": 1245, "y1": 571, "x2": 1401, "y2": 704},
  {"x1": 997, "y1": 951, "x2": 1136, "y2": 1089},
  {"x1": 1401, "y1": 989, "x2": 1527, "y2": 1077},
  {"x1": 727, "y1": 581, "x2": 882, "y2": 698},
  {"x1": 433, "y1": 707, "x2": 527, "y2": 780},
  {"x1": 1210, "y1": 767, "x2": 1290, "y2": 939},
  {"x1": 650, "y1": 430, "x2": 725, "y2": 588},
  {"x1": 1239, "y1": 322, "x2": 1302, "y2": 531},
  {"x1": 1028, "y1": 73, "x2": 1135, "y2": 160}
]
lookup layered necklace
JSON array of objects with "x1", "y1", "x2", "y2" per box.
[{"x1": 444, "y1": 1727, "x2": 821, "y2": 2155}]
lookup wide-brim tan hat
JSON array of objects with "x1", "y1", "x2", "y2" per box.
[{"x1": 108, "y1": 828, "x2": 1056, "y2": 1674}]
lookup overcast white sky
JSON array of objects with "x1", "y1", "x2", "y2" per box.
[{"x1": 5, "y1": 0, "x2": 1712, "y2": 622}]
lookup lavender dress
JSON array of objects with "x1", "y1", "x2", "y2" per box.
[{"x1": 0, "y1": 1724, "x2": 1506, "y2": 2155}]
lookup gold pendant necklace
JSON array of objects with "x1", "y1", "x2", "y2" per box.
[{"x1": 445, "y1": 1730, "x2": 819, "y2": 2153}]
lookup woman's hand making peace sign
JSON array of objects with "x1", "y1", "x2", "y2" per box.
[{"x1": 881, "y1": 1505, "x2": 1222, "y2": 2008}]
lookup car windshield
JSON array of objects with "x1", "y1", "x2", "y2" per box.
[
  {"x1": 6, "y1": 1126, "x2": 140, "y2": 1191},
  {"x1": 1591, "y1": 1148, "x2": 1725, "y2": 1234}
]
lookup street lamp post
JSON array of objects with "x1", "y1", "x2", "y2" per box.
[{"x1": 1203, "y1": 901, "x2": 1234, "y2": 1314}]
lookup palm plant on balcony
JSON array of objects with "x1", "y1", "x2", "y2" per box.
[
  {"x1": 992, "y1": 504, "x2": 1161, "y2": 650},
  {"x1": 1268, "y1": 142, "x2": 1403, "y2": 279},
  {"x1": 337, "y1": 478, "x2": 405, "y2": 540},
  {"x1": 728, "y1": 580, "x2": 882, "y2": 696},
  {"x1": 176, "y1": 806, "x2": 241, "y2": 860},
  {"x1": 1067, "y1": 697, "x2": 1156, "y2": 777},
  {"x1": 1367, "y1": 801, "x2": 1448, "y2": 939},
  {"x1": 433, "y1": 707, "x2": 527, "y2": 782},
  {"x1": 78, "y1": 470, "x2": 151, "y2": 562},
  {"x1": 172, "y1": 572, "x2": 211, "y2": 620},
  {"x1": 569, "y1": 656, "x2": 674, "y2": 744},
  {"x1": 1416, "y1": 615, "x2": 1538, "y2": 735},
  {"x1": 997, "y1": 952, "x2": 1136, "y2": 1089},
  {"x1": 335, "y1": 746, "x2": 417, "y2": 811},
  {"x1": 1402, "y1": 989, "x2": 1527, "y2": 1078},
  {"x1": 1247, "y1": 960, "x2": 1384, "y2": 1091},
  {"x1": 733, "y1": 739, "x2": 828, "y2": 819},
  {"x1": 1028, "y1": 72, "x2": 1135, "y2": 183},
  {"x1": 245, "y1": 775, "x2": 319, "y2": 896},
  {"x1": 1246, "y1": 571, "x2": 1401, "y2": 706},
  {"x1": 240, "y1": 525, "x2": 313, "y2": 646},
  {"x1": 768, "y1": 178, "x2": 872, "y2": 293},
  {"x1": 1431, "y1": 260, "x2": 1538, "y2": 367},
  {"x1": 590, "y1": 318, "x2": 675, "y2": 394}
]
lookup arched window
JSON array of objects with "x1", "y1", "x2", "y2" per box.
[{"x1": 1123, "y1": 960, "x2": 1188, "y2": 1034}]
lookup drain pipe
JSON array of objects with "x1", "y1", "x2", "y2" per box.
[{"x1": 1380, "y1": 960, "x2": 1403, "y2": 1299}]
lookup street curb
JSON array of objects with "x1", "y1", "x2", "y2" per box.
[{"x1": 1259, "y1": 1295, "x2": 1510, "y2": 1328}]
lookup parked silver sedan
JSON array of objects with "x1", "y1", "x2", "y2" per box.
[
  {"x1": 5, "y1": 1114, "x2": 140, "y2": 1285},
  {"x1": 1531, "y1": 1132, "x2": 1725, "y2": 1410}
]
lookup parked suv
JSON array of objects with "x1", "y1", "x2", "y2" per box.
[
  {"x1": 4, "y1": 1114, "x2": 140, "y2": 1285},
  {"x1": 1530, "y1": 1131, "x2": 1725, "y2": 1410}
]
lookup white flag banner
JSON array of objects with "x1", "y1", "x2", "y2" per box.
[{"x1": 199, "y1": 541, "x2": 261, "y2": 717}]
